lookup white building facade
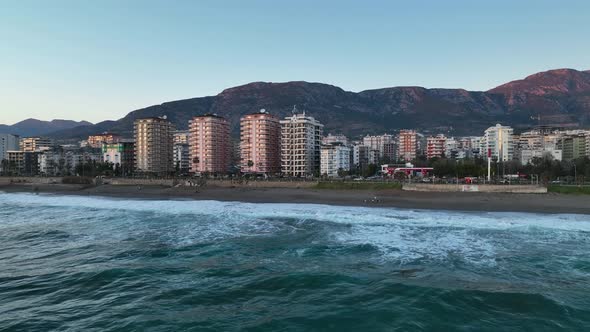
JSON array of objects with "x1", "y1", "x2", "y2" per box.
[
  {"x1": 483, "y1": 124, "x2": 514, "y2": 162},
  {"x1": 280, "y1": 112, "x2": 323, "y2": 177},
  {"x1": 320, "y1": 143, "x2": 351, "y2": 177}
]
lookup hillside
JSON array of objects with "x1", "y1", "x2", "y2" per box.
[
  {"x1": 44, "y1": 68, "x2": 590, "y2": 139},
  {"x1": 0, "y1": 119, "x2": 93, "y2": 137}
]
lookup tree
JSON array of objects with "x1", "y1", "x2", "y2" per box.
[
  {"x1": 362, "y1": 164, "x2": 378, "y2": 177},
  {"x1": 393, "y1": 171, "x2": 408, "y2": 182}
]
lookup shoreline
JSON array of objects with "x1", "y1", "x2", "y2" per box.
[{"x1": 1, "y1": 183, "x2": 589, "y2": 214}]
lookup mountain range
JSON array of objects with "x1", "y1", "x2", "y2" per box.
[
  {"x1": 4, "y1": 68, "x2": 590, "y2": 139},
  {"x1": 0, "y1": 119, "x2": 93, "y2": 137}
]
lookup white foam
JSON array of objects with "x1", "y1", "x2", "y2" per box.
[{"x1": 2, "y1": 192, "x2": 589, "y2": 265}]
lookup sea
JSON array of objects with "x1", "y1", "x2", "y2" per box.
[{"x1": 1, "y1": 192, "x2": 589, "y2": 331}]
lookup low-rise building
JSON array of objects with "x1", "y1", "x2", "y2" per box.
[
  {"x1": 559, "y1": 134, "x2": 587, "y2": 161},
  {"x1": 19, "y1": 137, "x2": 53, "y2": 152},
  {"x1": 87, "y1": 133, "x2": 121, "y2": 148},
  {"x1": 6, "y1": 151, "x2": 40, "y2": 176},
  {"x1": 520, "y1": 148, "x2": 563, "y2": 165},
  {"x1": 103, "y1": 140, "x2": 135, "y2": 175},
  {"x1": 322, "y1": 134, "x2": 349, "y2": 146}
]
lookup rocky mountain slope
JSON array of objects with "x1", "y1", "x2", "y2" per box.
[{"x1": 45, "y1": 68, "x2": 590, "y2": 139}]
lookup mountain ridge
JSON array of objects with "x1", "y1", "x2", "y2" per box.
[
  {"x1": 28, "y1": 68, "x2": 590, "y2": 139},
  {"x1": 0, "y1": 119, "x2": 93, "y2": 137}
]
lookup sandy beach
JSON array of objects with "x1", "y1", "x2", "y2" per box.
[{"x1": 1, "y1": 183, "x2": 589, "y2": 214}]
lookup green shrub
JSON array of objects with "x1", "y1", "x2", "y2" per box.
[{"x1": 547, "y1": 185, "x2": 590, "y2": 195}]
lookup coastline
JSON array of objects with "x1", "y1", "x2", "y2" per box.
[{"x1": 1, "y1": 183, "x2": 589, "y2": 214}]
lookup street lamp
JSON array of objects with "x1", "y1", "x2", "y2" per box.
[{"x1": 573, "y1": 162, "x2": 577, "y2": 184}]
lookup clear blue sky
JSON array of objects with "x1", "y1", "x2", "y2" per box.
[{"x1": 1, "y1": 0, "x2": 589, "y2": 124}]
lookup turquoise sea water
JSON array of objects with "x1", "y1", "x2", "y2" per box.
[{"x1": 1, "y1": 192, "x2": 589, "y2": 331}]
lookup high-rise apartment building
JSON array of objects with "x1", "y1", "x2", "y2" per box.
[
  {"x1": 397, "y1": 130, "x2": 417, "y2": 162},
  {"x1": 320, "y1": 143, "x2": 351, "y2": 177},
  {"x1": 189, "y1": 114, "x2": 231, "y2": 174},
  {"x1": 483, "y1": 124, "x2": 514, "y2": 162},
  {"x1": 19, "y1": 137, "x2": 53, "y2": 152},
  {"x1": 240, "y1": 110, "x2": 281, "y2": 174},
  {"x1": 134, "y1": 117, "x2": 174, "y2": 175},
  {"x1": 280, "y1": 112, "x2": 323, "y2": 177},
  {"x1": 426, "y1": 134, "x2": 447, "y2": 159},
  {"x1": 0, "y1": 134, "x2": 19, "y2": 162}
]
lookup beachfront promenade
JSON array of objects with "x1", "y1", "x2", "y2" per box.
[{"x1": 1, "y1": 176, "x2": 549, "y2": 193}]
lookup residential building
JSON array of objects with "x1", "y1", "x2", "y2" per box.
[
  {"x1": 280, "y1": 112, "x2": 323, "y2": 177},
  {"x1": 134, "y1": 117, "x2": 174, "y2": 175},
  {"x1": 173, "y1": 143, "x2": 190, "y2": 175},
  {"x1": 352, "y1": 143, "x2": 369, "y2": 167},
  {"x1": 173, "y1": 130, "x2": 190, "y2": 145},
  {"x1": 363, "y1": 134, "x2": 394, "y2": 162},
  {"x1": 383, "y1": 142, "x2": 397, "y2": 162},
  {"x1": 520, "y1": 148, "x2": 562, "y2": 165},
  {"x1": 322, "y1": 134, "x2": 349, "y2": 146},
  {"x1": 559, "y1": 134, "x2": 587, "y2": 161},
  {"x1": 426, "y1": 134, "x2": 447, "y2": 159},
  {"x1": 87, "y1": 133, "x2": 121, "y2": 148},
  {"x1": 397, "y1": 130, "x2": 417, "y2": 162},
  {"x1": 320, "y1": 143, "x2": 351, "y2": 177},
  {"x1": 240, "y1": 110, "x2": 281, "y2": 174},
  {"x1": 19, "y1": 137, "x2": 53, "y2": 152},
  {"x1": 103, "y1": 140, "x2": 135, "y2": 175},
  {"x1": 0, "y1": 134, "x2": 20, "y2": 169},
  {"x1": 444, "y1": 137, "x2": 459, "y2": 159},
  {"x1": 6, "y1": 151, "x2": 39, "y2": 176},
  {"x1": 38, "y1": 150, "x2": 61, "y2": 176},
  {"x1": 189, "y1": 114, "x2": 231, "y2": 174},
  {"x1": 483, "y1": 124, "x2": 514, "y2": 162},
  {"x1": 368, "y1": 149, "x2": 380, "y2": 165}
]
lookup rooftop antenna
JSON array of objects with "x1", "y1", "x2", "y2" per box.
[{"x1": 292, "y1": 105, "x2": 298, "y2": 115}]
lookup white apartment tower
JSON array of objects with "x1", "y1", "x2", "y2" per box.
[
  {"x1": 280, "y1": 112, "x2": 323, "y2": 177},
  {"x1": 320, "y1": 143, "x2": 351, "y2": 178},
  {"x1": 483, "y1": 124, "x2": 514, "y2": 162}
]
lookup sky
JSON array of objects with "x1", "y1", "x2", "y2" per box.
[{"x1": 1, "y1": 0, "x2": 589, "y2": 124}]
